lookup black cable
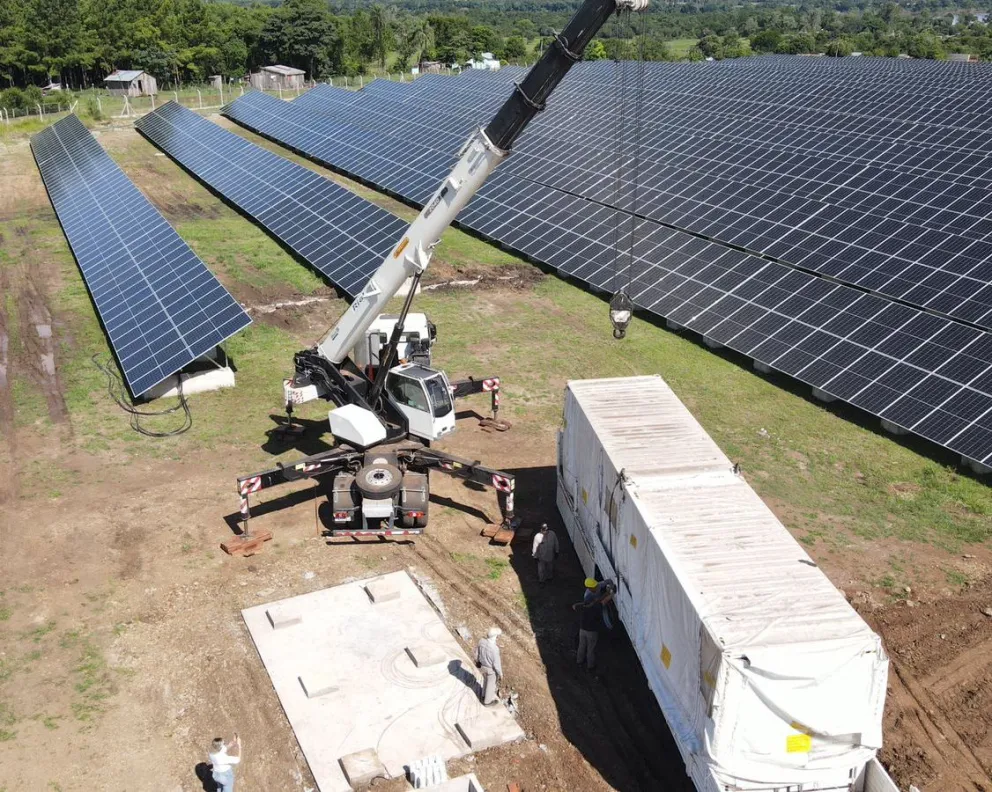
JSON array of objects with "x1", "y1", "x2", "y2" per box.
[{"x1": 91, "y1": 354, "x2": 192, "y2": 437}]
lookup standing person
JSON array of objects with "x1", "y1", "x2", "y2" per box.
[
  {"x1": 208, "y1": 733, "x2": 242, "y2": 792},
  {"x1": 475, "y1": 627, "x2": 503, "y2": 706},
  {"x1": 532, "y1": 523, "x2": 560, "y2": 584},
  {"x1": 573, "y1": 581, "x2": 609, "y2": 671}
]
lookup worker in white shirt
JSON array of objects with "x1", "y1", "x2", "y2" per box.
[
  {"x1": 531, "y1": 523, "x2": 559, "y2": 584},
  {"x1": 208, "y1": 733, "x2": 242, "y2": 792},
  {"x1": 475, "y1": 627, "x2": 503, "y2": 706}
]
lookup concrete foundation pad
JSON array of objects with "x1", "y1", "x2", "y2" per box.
[
  {"x1": 432, "y1": 773, "x2": 485, "y2": 792},
  {"x1": 665, "y1": 319, "x2": 684, "y2": 331},
  {"x1": 365, "y1": 577, "x2": 401, "y2": 603},
  {"x1": 455, "y1": 706, "x2": 526, "y2": 751},
  {"x1": 753, "y1": 361, "x2": 773, "y2": 374},
  {"x1": 242, "y1": 571, "x2": 523, "y2": 792},
  {"x1": 406, "y1": 644, "x2": 448, "y2": 668},
  {"x1": 880, "y1": 419, "x2": 909, "y2": 436},
  {"x1": 962, "y1": 456, "x2": 992, "y2": 476},
  {"x1": 267, "y1": 605, "x2": 302, "y2": 629},
  {"x1": 703, "y1": 337, "x2": 724, "y2": 349},
  {"x1": 339, "y1": 748, "x2": 386, "y2": 788},
  {"x1": 811, "y1": 387, "x2": 837, "y2": 403}
]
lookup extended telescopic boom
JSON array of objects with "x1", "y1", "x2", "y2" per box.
[{"x1": 315, "y1": 0, "x2": 649, "y2": 367}]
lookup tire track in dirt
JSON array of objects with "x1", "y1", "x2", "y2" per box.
[
  {"x1": 401, "y1": 533, "x2": 687, "y2": 791},
  {"x1": 864, "y1": 578, "x2": 992, "y2": 791},
  {"x1": 18, "y1": 271, "x2": 68, "y2": 424}
]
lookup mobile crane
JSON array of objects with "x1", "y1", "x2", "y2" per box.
[{"x1": 229, "y1": 0, "x2": 649, "y2": 555}]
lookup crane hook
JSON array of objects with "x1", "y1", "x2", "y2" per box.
[{"x1": 609, "y1": 291, "x2": 633, "y2": 339}]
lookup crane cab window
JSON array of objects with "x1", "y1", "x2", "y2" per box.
[
  {"x1": 386, "y1": 365, "x2": 453, "y2": 417},
  {"x1": 386, "y1": 375, "x2": 430, "y2": 412}
]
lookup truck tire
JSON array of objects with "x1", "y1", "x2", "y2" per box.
[{"x1": 355, "y1": 462, "x2": 403, "y2": 500}]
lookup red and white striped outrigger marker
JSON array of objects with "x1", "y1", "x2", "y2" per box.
[
  {"x1": 238, "y1": 476, "x2": 262, "y2": 522},
  {"x1": 483, "y1": 377, "x2": 501, "y2": 409},
  {"x1": 491, "y1": 473, "x2": 513, "y2": 492}
]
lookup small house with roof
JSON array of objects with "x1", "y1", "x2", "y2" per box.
[{"x1": 103, "y1": 70, "x2": 157, "y2": 96}]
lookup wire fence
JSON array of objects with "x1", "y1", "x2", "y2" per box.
[{"x1": 0, "y1": 69, "x2": 454, "y2": 129}]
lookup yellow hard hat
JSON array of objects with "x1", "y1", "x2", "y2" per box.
[{"x1": 584, "y1": 578, "x2": 598, "y2": 589}]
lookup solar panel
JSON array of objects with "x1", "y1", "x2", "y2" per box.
[
  {"x1": 31, "y1": 114, "x2": 251, "y2": 397},
  {"x1": 223, "y1": 84, "x2": 992, "y2": 467},
  {"x1": 395, "y1": 66, "x2": 992, "y2": 327},
  {"x1": 135, "y1": 102, "x2": 407, "y2": 297}
]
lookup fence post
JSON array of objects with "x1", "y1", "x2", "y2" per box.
[
  {"x1": 240, "y1": 85, "x2": 244, "y2": 96},
  {"x1": 36, "y1": 102, "x2": 43, "y2": 119},
  {"x1": 197, "y1": 89, "x2": 202, "y2": 109},
  {"x1": 150, "y1": 94, "x2": 155, "y2": 110},
  {"x1": 174, "y1": 90, "x2": 179, "y2": 104},
  {"x1": 219, "y1": 81, "x2": 224, "y2": 106},
  {"x1": 278, "y1": 85, "x2": 283, "y2": 100},
  {"x1": 97, "y1": 97, "x2": 102, "y2": 115}
]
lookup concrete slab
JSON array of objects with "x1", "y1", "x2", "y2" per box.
[
  {"x1": 266, "y1": 605, "x2": 302, "y2": 629},
  {"x1": 406, "y1": 644, "x2": 448, "y2": 668},
  {"x1": 431, "y1": 773, "x2": 485, "y2": 792},
  {"x1": 242, "y1": 571, "x2": 524, "y2": 792},
  {"x1": 339, "y1": 748, "x2": 386, "y2": 788},
  {"x1": 365, "y1": 577, "x2": 401, "y2": 603}
]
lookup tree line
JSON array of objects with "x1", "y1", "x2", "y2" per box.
[{"x1": 2, "y1": 0, "x2": 991, "y2": 99}]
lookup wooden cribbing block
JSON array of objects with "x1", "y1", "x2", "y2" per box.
[{"x1": 221, "y1": 529, "x2": 272, "y2": 557}]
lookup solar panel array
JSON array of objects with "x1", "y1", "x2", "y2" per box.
[
  {"x1": 31, "y1": 114, "x2": 251, "y2": 397},
  {"x1": 136, "y1": 102, "x2": 408, "y2": 297},
  {"x1": 223, "y1": 58, "x2": 992, "y2": 467}
]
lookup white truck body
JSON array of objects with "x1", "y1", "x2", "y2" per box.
[{"x1": 557, "y1": 376, "x2": 895, "y2": 792}]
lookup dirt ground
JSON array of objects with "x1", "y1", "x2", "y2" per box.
[{"x1": 1, "y1": 118, "x2": 991, "y2": 792}]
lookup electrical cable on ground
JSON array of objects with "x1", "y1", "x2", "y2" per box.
[{"x1": 92, "y1": 354, "x2": 192, "y2": 437}]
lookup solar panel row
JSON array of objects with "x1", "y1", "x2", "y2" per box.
[
  {"x1": 31, "y1": 114, "x2": 251, "y2": 397},
  {"x1": 222, "y1": 76, "x2": 992, "y2": 466},
  {"x1": 307, "y1": 66, "x2": 992, "y2": 329},
  {"x1": 135, "y1": 102, "x2": 408, "y2": 297}
]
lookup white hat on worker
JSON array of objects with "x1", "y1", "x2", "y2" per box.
[{"x1": 488, "y1": 627, "x2": 502, "y2": 639}]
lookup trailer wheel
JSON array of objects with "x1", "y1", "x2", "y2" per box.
[{"x1": 355, "y1": 462, "x2": 403, "y2": 499}]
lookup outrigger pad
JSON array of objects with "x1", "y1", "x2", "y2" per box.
[
  {"x1": 481, "y1": 518, "x2": 527, "y2": 546},
  {"x1": 221, "y1": 529, "x2": 273, "y2": 557}
]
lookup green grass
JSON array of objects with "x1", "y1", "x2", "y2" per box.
[
  {"x1": 0, "y1": 701, "x2": 17, "y2": 741},
  {"x1": 0, "y1": 607, "x2": 9, "y2": 621},
  {"x1": 944, "y1": 568, "x2": 970, "y2": 587},
  {"x1": 179, "y1": 215, "x2": 325, "y2": 296},
  {"x1": 485, "y1": 557, "x2": 509, "y2": 580},
  {"x1": 667, "y1": 38, "x2": 700, "y2": 57}
]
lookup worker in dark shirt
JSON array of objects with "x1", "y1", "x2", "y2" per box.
[{"x1": 572, "y1": 578, "x2": 615, "y2": 671}]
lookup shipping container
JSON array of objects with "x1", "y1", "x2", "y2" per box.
[{"x1": 556, "y1": 376, "x2": 893, "y2": 791}]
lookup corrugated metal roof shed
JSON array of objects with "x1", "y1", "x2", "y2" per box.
[
  {"x1": 105, "y1": 69, "x2": 144, "y2": 82},
  {"x1": 262, "y1": 65, "x2": 305, "y2": 76},
  {"x1": 566, "y1": 376, "x2": 875, "y2": 651}
]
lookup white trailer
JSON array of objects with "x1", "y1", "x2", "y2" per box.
[{"x1": 556, "y1": 375, "x2": 897, "y2": 792}]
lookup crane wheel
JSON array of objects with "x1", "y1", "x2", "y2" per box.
[{"x1": 355, "y1": 462, "x2": 404, "y2": 499}]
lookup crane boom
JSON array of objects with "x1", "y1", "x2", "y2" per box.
[{"x1": 317, "y1": 0, "x2": 648, "y2": 365}]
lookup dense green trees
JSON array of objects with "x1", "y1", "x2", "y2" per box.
[{"x1": 1, "y1": 0, "x2": 990, "y2": 93}]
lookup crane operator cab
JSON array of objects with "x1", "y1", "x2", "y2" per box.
[{"x1": 384, "y1": 363, "x2": 455, "y2": 441}]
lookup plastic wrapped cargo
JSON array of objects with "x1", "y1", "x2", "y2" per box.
[{"x1": 556, "y1": 376, "x2": 890, "y2": 791}]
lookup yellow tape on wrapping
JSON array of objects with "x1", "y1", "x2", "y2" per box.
[
  {"x1": 661, "y1": 644, "x2": 672, "y2": 669},
  {"x1": 786, "y1": 734, "x2": 812, "y2": 753}
]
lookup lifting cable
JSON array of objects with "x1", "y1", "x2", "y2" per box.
[
  {"x1": 92, "y1": 354, "x2": 193, "y2": 437},
  {"x1": 608, "y1": 8, "x2": 647, "y2": 339}
]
